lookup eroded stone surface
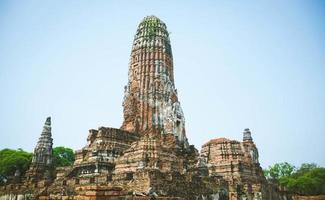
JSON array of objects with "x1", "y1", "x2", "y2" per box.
[
  {"x1": 201, "y1": 129, "x2": 276, "y2": 199},
  {"x1": 121, "y1": 16, "x2": 188, "y2": 147},
  {"x1": 25, "y1": 117, "x2": 54, "y2": 184},
  {"x1": 0, "y1": 16, "x2": 290, "y2": 200}
]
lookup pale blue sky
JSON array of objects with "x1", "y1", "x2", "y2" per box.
[{"x1": 0, "y1": 1, "x2": 324, "y2": 168}]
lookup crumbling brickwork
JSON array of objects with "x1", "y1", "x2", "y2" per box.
[
  {"x1": 201, "y1": 129, "x2": 279, "y2": 199},
  {"x1": 25, "y1": 117, "x2": 54, "y2": 185},
  {"x1": 121, "y1": 16, "x2": 188, "y2": 147},
  {"x1": 0, "y1": 16, "x2": 290, "y2": 200}
]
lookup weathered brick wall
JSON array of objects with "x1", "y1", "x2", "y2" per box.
[
  {"x1": 292, "y1": 195, "x2": 325, "y2": 200},
  {"x1": 39, "y1": 197, "x2": 183, "y2": 200}
]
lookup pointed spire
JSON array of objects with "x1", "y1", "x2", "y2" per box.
[
  {"x1": 243, "y1": 128, "x2": 253, "y2": 142},
  {"x1": 31, "y1": 116, "x2": 53, "y2": 166},
  {"x1": 45, "y1": 116, "x2": 51, "y2": 126}
]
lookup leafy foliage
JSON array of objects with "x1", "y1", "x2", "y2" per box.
[
  {"x1": 53, "y1": 146, "x2": 75, "y2": 167},
  {"x1": 265, "y1": 162, "x2": 325, "y2": 195},
  {"x1": 295, "y1": 163, "x2": 318, "y2": 176},
  {"x1": 264, "y1": 162, "x2": 295, "y2": 179},
  {"x1": 0, "y1": 146, "x2": 74, "y2": 183},
  {"x1": 0, "y1": 148, "x2": 32, "y2": 182}
]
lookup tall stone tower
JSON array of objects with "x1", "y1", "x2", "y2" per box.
[
  {"x1": 121, "y1": 16, "x2": 188, "y2": 145},
  {"x1": 242, "y1": 128, "x2": 259, "y2": 163},
  {"x1": 32, "y1": 117, "x2": 53, "y2": 166},
  {"x1": 26, "y1": 117, "x2": 54, "y2": 183}
]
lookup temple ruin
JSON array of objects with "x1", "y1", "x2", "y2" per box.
[{"x1": 0, "y1": 16, "x2": 289, "y2": 200}]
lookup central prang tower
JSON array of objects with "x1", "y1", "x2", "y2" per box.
[{"x1": 121, "y1": 16, "x2": 188, "y2": 146}]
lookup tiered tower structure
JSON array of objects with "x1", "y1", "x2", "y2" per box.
[
  {"x1": 25, "y1": 117, "x2": 54, "y2": 183},
  {"x1": 121, "y1": 16, "x2": 188, "y2": 146},
  {"x1": 0, "y1": 16, "x2": 290, "y2": 200},
  {"x1": 201, "y1": 129, "x2": 265, "y2": 199}
]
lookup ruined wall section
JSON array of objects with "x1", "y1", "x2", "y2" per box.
[
  {"x1": 200, "y1": 129, "x2": 275, "y2": 199},
  {"x1": 114, "y1": 132, "x2": 184, "y2": 177},
  {"x1": 70, "y1": 127, "x2": 139, "y2": 177},
  {"x1": 75, "y1": 127, "x2": 139, "y2": 165}
]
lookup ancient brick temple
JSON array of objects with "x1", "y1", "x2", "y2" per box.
[
  {"x1": 0, "y1": 16, "x2": 290, "y2": 200},
  {"x1": 25, "y1": 117, "x2": 54, "y2": 185}
]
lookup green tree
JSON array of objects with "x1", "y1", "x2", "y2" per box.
[
  {"x1": 53, "y1": 146, "x2": 75, "y2": 167},
  {"x1": 269, "y1": 162, "x2": 325, "y2": 195},
  {"x1": 264, "y1": 162, "x2": 295, "y2": 179},
  {"x1": 294, "y1": 163, "x2": 318, "y2": 177},
  {"x1": 0, "y1": 148, "x2": 32, "y2": 183},
  {"x1": 279, "y1": 167, "x2": 325, "y2": 195}
]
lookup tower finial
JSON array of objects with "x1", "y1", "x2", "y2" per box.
[
  {"x1": 243, "y1": 128, "x2": 253, "y2": 141},
  {"x1": 45, "y1": 116, "x2": 51, "y2": 126}
]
